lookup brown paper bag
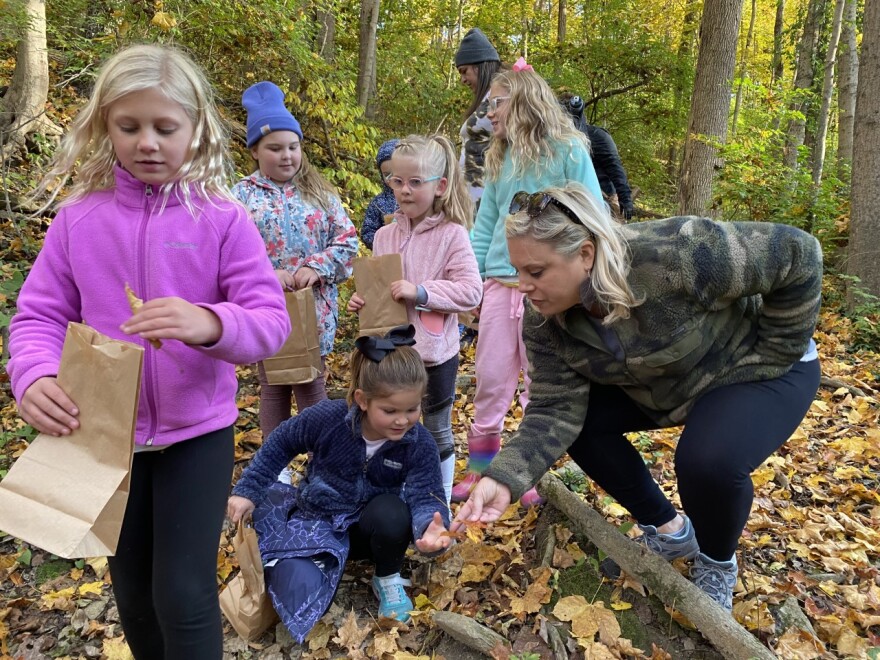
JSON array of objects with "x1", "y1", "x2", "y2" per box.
[
  {"x1": 219, "y1": 522, "x2": 278, "y2": 640},
  {"x1": 0, "y1": 322, "x2": 143, "y2": 558},
  {"x1": 261, "y1": 288, "x2": 323, "y2": 385},
  {"x1": 353, "y1": 253, "x2": 409, "y2": 336}
]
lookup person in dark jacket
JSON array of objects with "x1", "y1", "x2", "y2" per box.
[
  {"x1": 562, "y1": 94, "x2": 634, "y2": 221},
  {"x1": 360, "y1": 138, "x2": 400, "y2": 250},
  {"x1": 228, "y1": 327, "x2": 452, "y2": 640}
]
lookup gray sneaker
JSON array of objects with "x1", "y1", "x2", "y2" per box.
[
  {"x1": 636, "y1": 516, "x2": 700, "y2": 561},
  {"x1": 690, "y1": 552, "x2": 737, "y2": 611},
  {"x1": 600, "y1": 516, "x2": 700, "y2": 579}
]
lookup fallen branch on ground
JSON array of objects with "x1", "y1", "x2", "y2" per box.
[{"x1": 537, "y1": 472, "x2": 775, "y2": 660}]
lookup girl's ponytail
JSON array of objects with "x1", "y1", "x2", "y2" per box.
[{"x1": 430, "y1": 135, "x2": 475, "y2": 229}]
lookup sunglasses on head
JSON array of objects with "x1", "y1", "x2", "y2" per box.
[{"x1": 509, "y1": 191, "x2": 596, "y2": 240}]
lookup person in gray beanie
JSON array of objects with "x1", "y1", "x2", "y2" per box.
[{"x1": 455, "y1": 29, "x2": 505, "y2": 204}]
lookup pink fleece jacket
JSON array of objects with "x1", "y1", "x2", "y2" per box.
[
  {"x1": 373, "y1": 211, "x2": 482, "y2": 366},
  {"x1": 8, "y1": 166, "x2": 290, "y2": 447}
]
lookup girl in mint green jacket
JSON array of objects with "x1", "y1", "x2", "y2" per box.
[{"x1": 452, "y1": 65, "x2": 603, "y2": 506}]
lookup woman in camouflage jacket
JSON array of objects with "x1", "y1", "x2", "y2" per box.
[{"x1": 454, "y1": 182, "x2": 822, "y2": 611}]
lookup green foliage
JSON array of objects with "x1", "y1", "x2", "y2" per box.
[
  {"x1": 837, "y1": 276, "x2": 880, "y2": 353},
  {"x1": 0, "y1": 0, "x2": 30, "y2": 43}
]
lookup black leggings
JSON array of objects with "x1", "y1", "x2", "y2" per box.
[
  {"x1": 107, "y1": 427, "x2": 234, "y2": 660},
  {"x1": 568, "y1": 360, "x2": 820, "y2": 561},
  {"x1": 348, "y1": 493, "x2": 412, "y2": 577}
]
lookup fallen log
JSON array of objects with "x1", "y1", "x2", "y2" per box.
[
  {"x1": 537, "y1": 472, "x2": 775, "y2": 660},
  {"x1": 431, "y1": 610, "x2": 509, "y2": 656}
]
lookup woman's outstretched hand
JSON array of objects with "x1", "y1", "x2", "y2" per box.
[
  {"x1": 415, "y1": 511, "x2": 453, "y2": 553},
  {"x1": 450, "y1": 476, "x2": 511, "y2": 532}
]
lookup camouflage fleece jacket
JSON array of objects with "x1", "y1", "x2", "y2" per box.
[{"x1": 483, "y1": 217, "x2": 822, "y2": 499}]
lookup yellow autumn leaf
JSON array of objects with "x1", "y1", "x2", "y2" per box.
[
  {"x1": 102, "y1": 635, "x2": 134, "y2": 660},
  {"x1": 151, "y1": 11, "x2": 177, "y2": 31},
  {"x1": 610, "y1": 600, "x2": 632, "y2": 611},
  {"x1": 41, "y1": 586, "x2": 76, "y2": 610},
  {"x1": 78, "y1": 581, "x2": 104, "y2": 596}
]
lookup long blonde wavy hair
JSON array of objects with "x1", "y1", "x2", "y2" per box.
[
  {"x1": 282, "y1": 148, "x2": 340, "y2": 211},
  {"x1": 505, "y1": 183, "x2": 643, "y2": 324},
  {"x1": 484, "y1": 69, "x2": 590, "y2": 181},
  {"x1": 391, "y1": 134, "x2": 475, "y2": 229},
  {"x1": 32, "y1": 44, "x2": 234, "y2": 212}
]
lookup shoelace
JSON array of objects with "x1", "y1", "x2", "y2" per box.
[{"x1": 375, "y1": 576, "x2": 412, "y2": 605}]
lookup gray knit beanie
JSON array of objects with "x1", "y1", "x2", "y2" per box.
[{"x1": 455, "y1": 28, "x2": 499, "y2": 67}]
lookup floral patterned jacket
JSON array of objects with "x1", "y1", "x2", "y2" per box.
[{"x1": 233, "y1": 172, "x2": 358, "y2": 355}]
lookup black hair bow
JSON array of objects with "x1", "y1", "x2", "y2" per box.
[{"x1": 355, "y1": 324, "x2": 417, "y2": 362}]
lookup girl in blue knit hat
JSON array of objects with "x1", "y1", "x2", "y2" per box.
[
  {"x1": 360, "y1": 138, "x2": 400, "y2": 250},
  {"x1": 233, "y1": 82, "x2": 358, "y2": 449}
]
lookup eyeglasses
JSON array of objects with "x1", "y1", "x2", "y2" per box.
[
  {"x1": 384, "y1": 175, "x2": 441, "y2": 191},
  {"x1": 509, "y1": 191, "x2": 595, "y2": 239},
  {"x1": 487, "y1": 96, "x2": 509, "y2": 112}
]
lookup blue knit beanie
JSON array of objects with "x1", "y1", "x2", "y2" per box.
[{"x1": 242, "y1": 81, "x2": 303, "y2": 148}]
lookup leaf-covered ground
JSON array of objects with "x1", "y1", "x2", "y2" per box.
[{"x1": 2, "y1": 212, "x2": 880, "y2": 659}]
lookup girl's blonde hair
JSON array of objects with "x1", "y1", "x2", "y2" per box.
[
  {"x1": 484, "y1": 70, "x2": 590, "y2": 181},
  {"x1": 281, "y1": 148, "x2": 339, "y2": 211},
  {"x1": 391, "y1": 134, "x2": 475, "y2": 229},
  {"x1": 505, "y1": 182, "x2": 643, "y2": 324},
  {"x1": 346, "y1": 344, "x2": 428, "y2": 406},
  {"x1": 32, "y1": 44, "x2": 234, "y2": 211}
]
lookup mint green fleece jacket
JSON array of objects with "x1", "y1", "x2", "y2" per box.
[{"x1": 471, "y1": 139, "x2": 603, "y2": 278}]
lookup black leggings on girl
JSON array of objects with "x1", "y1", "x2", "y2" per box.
[
  {"x1": 348, "y1": 493, "x2": 412, "y2": 576},
  {"x1": 567, "y1": 359, "x2": 820, "y2": 561},
  {"x1": 108, "y1": 427, "x2": 234, "y2": 660}
]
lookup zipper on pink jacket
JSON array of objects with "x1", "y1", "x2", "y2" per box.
[{"x1": 138, "y1": 184, "x2": 159, "y2": 445}]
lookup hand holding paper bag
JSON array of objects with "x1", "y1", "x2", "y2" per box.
[
  {"x1": 0, "y1": 323, "x2": 143, "y2": 559},
  {"x1": 352, "y1": 254, "x2": 409, "y2": 337}
]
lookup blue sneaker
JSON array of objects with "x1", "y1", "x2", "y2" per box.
[
  {"x1": 372, "y1": 573, "x2": 413, "y2": 622},
  {"x1": 636, "y1": 515, "x2": 700, "y2": 561}
]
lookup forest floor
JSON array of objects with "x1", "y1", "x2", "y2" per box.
[{"x1": 1, "y1": 210, "x2": 879, "y2": 658}]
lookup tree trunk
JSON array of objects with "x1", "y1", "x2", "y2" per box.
[
  {"x1": 356, "y1": 0, "x2": 380, "y2": 117},
  {"x1": 666, "y1": 6, "x2": 700, "y2": 182},
  {"x1": 848, "y1": 0, "x2": 880, "y2": 301},
  {"x1": 784, "y1": 0, "x2": 825, "y2": 171},
  {"x1": 678, "y1": 0, "x2": 745, "y2": 216},
  {"x1": 0, "y1": 0, "x2": 61, "y2": 160},
  {"x1": 731, "y1": 0, "x2": 756, "y2": 135},
  {"x1": 810, "y1": 0, "x2": 846, "y2": 191},
  {"x1": 558, "y1": 0, "x2": 567, "y2": 43},
  {"x1": 837, "y1": 0, "x2": 859, "y2": 175},
  {"x1": 315, "y1": 5, "x2": 336, "y2": 62},
  {"x1": 771, "y1": 0, "x2": 786, "y2": 86}
]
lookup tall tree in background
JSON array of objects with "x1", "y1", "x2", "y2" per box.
[
  {"x1": 848, "y1": 0, "x2": 880, "y2": 298},
  {"x1": 678, "y1": 0, "x2": 744, "y2": 215},
  {"x1": 837, "y1": 0, "x2": 859, "y2": 175},
  {"x1": 316, "y1": 2, "x2": 336, "y2": 62},
  {"x1": 784, "y1": 0, "x2": 825, "y2": 171},
  {"x1": 558, "y1": 0, "x2": 567, "y2": 43},
  {"x1": 771, "y1": 0, "x2": 786, "y2": 85},
  {"x1": 0, "y1": 0, "x2": 60, "y2": 158},
  {"x1": 810, "y1": 0, "x2": 846, "y2": 191},
  {"x1": 731, "y1": 0, "x2": 757, "y2": 134},
  {"x1": 357, "y1": 0, "x2": 380, "y2": 118}
]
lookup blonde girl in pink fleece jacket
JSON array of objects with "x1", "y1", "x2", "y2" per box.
[
  {"x1": 349, "y1": 135, "x2": 482, "y2": 506},
  {"x1": 8, "y1": 45, "x2": 289, "y2": 659}
]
